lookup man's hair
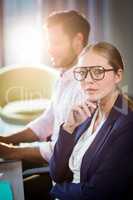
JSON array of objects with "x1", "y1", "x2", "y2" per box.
[{"x1": 45, "y1": 10, "x2": 90, "y2": 46}]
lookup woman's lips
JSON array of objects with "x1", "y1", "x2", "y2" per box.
[{"x1": 85, "y1": 88, "x2": 98, "y2": 92}]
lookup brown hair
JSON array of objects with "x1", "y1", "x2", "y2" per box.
[
  {"x1": 90, "y1": 41, "x2": 124, "y2": 72},
  {"x1": 81, "y1": 42, "x2": 133, "y2": 110},
  {"x1": 45, "y1": 10, "x2": 90, "y2": 47}
]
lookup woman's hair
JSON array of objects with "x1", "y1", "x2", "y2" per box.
[
  {"x1": 89, "y1": 41, "x2": 124, "y2": 72},
  {"x1": 79, "y1": 42, "x2": 124, "y2": 72},
  {"x1": 89, "y1": 42, "x2": 133, "y2": 109}
]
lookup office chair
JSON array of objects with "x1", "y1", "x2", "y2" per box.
[{"x1": 0, "y1": 65, "x2": 58, "y2": 125}]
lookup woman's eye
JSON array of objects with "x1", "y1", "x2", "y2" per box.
[
  {"x1": 94, "y1": 69, "x2": 103, "y2": 75},
  {"x1": 80, "y1": 71, "x2": 86, "y2": 75}
]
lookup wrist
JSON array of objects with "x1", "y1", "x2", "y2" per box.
[
  {"x1": 9, "y1": 146, "x2": 24, "y2": 160},
  {"x1": 63, "y1": 123, "x2": 76, "y2": 134}
]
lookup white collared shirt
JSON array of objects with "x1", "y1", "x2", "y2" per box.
[
  {"x1": 27, "y1": 67, "x2": 85, "y2": 161},
  {"x1": 69, "y1": 110, "x2": 106, "y2": 183}
]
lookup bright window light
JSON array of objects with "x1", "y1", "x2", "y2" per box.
[{"x1": 5, "y1": 22, "x2": 46, "y2": 65}]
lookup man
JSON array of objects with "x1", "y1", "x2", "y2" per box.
[
  {"x1": 0, "y1": 9, "x2": 90, "y2": 164},
  {"x1": 0, "y1": 10, "x2": 90, "y2": 199}
]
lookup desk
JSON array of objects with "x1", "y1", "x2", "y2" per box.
[{"x1": 0, "y1": 160, "x2": 24, "y2": 200}]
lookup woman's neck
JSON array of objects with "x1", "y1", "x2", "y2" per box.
[{"x1": 98, "y1": 89, "x2": 120, "y2": 119}]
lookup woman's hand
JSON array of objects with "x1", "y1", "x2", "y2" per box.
[{"x1": 63, "y1": 101, "x2": 97, "y2": 134}]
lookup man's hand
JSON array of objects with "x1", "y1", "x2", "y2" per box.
[
  {"x1": 63, "y1": 101, "x2": 97, "y2": 134},
  {"x1": 0, "y1": 142, "x2": 46, "y2": 163},
  {"x1": 0, "y1": 142, "x2": 17, "y2": 159}
]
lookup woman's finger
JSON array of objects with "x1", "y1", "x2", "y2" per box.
[{"x1": 79, "y1": 103, "x2": 92, "y2": 117}]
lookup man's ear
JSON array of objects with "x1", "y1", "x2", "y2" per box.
[
  {"x1": 73, "y1": 33, "x2": 84, "y2": 52},
  {"x1": 76, "y1": 32, "x2": 84, "y2": 44}
]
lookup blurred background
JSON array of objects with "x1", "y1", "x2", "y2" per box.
[{"x1": 0, "y1": 0, "x2": 133, "y2": 93}]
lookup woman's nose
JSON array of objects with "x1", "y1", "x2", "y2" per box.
[{"x1": 84, "y1": 71, "x2": 94, "y2": 82}]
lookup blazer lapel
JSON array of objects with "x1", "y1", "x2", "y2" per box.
[
  {"x1": 74, "y1": 115, "x2": 92, "y2": 142},
  {"x1": 80, "y1": 94, "x2": 125, "y2": 181}
]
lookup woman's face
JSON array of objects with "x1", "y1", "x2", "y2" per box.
[{"x1": 76, "y1": 50, "x2": 122, "y2": 102}]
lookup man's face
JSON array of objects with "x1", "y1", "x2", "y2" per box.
[{"x1": 47, "y1": 24, "x2": 77, "y2": 69}]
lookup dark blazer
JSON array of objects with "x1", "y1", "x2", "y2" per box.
[{"x1": 50, "y1": 94, "x2": 133, "y2": 200}]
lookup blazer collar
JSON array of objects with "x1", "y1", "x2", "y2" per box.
[
  {"x1": 79, "y1": 94, "x2": 133, "y2": 181},
  {"x1": 75, "y1": 94, "x2": 123, "y2": 142},
  {"x1": 75, "y1": 94, "x2": 129, "y2": 181}
]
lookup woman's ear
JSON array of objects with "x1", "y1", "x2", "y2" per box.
[{"x1": 115, "y1": 69, "x2": 123, "y2": 84}]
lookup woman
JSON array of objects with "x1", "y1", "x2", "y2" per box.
[{"x1": 49, "y1": 42, "x2": 133, "y2": 200}]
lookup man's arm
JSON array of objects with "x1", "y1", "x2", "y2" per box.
[
  {"x1": 0, "y1": 128, "x2": 46, "y2": 162},
  {"x1": 0, "y1": 99, "x2": 56, "y2": 145},
  {"x1": 0, "y1": 128, "x2": 39, "y2": 145},
  {"x1": 0, "y1": 141, "x2": 46, "y2": 163}
]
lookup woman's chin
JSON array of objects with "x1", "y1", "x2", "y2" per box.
[{"x1": 86, "y1": 94, "x2": 100, "y2": 102}]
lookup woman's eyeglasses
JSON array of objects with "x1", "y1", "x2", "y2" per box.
[{"x1": 73, "y1": 66, "x2": 115, "y2": 81}]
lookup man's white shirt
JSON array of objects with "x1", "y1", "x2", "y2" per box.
[{"x1": 27, "y1": 67, "x2": 84, "y2": 161}]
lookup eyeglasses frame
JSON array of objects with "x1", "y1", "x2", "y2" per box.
[{"x1": 73, "y1": 66, "x2": 115, "y2": 81}]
